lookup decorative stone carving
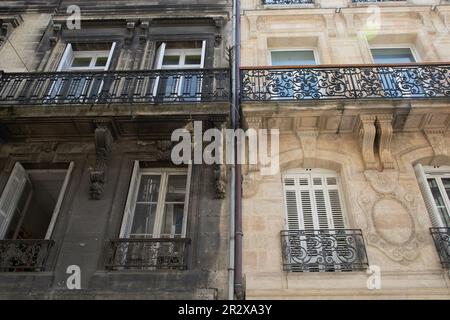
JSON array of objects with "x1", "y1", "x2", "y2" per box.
[
  {"x1": 213, "y1": 17, "x2": 225, "y2": 47},
  {"x1": 0, "y1": 15, "x2": 23, "y2": 49},
  {"x1": 214, "y1": 164, "x2": 227, "y2": 199},
  {"x1": 89, "y1": 123, "x2": 114, "y2": 200},
  {"x1": 357, "y1": 115, "x2": 377, "y2": 170},
  {"x1": 155, "y1": 140, "x2": 172, "y2": 162},
  {"x1": 376, "y1": 114, "x2": 395, "y2": 170},
  {"x1": 423, "y1": 128, "x2": 449, "y2": 165},
  {"x1": 358, "y1": 171, "x2": 425, "y2": 263}
]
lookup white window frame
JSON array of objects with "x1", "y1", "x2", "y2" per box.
[
  {"x1": 369, "y1": 45, "x2": 420, "y2": 64},
  {"x1": 0, "y1": 162, "x2": 73, "y2": 240},
  {"x1": 282, "y1": 168, "x2": 349, "y2": 230},
  {"x1": 119, "y1": 162, "x2": 192, "y2": 239},
  {"x1": 269, "y1": 48, "x2": 320, "y2": 66},
  {"x1": 57, "y1": 42, "x2": 116, "y2": 72},
  {"x1": 416, "y1": 164, "x2": 450, "y2": 228}
]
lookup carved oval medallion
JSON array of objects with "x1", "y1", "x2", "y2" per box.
[{"x1": 372, "y1": 198, "x2": 414, "y2": 245}]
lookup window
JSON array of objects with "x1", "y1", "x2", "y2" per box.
[
  {"x1": 119, "y1": 162, "x2": 191, "y2": 239},
  {"x1": 415, "y1": 164, "x2": 450, "y2": 228},
  {"x1": 153, "y1": 41, "x2": 206, "y2": 101},
  {"x1": 0, "y1": 162, "x2": 73, "y2": 240},
  {"x1": 269, "y1": 49, "x2": 319, "y2": 100},
  {"x1": 49, "y1": 42, "x2": 116, "y2": 101},
  {"x1": 370, "y1": 47, "x2": 423, "y2": 97}
]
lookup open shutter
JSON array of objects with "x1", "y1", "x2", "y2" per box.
[
  {"x1": 57, "y1": 44, "x2": 74, "y2": 71},
  {"x1": 283, "y1": 176, "x2": 300, "y2": 230},
  {"x1": 200, "y1": 40, "x2": 206, "y2": 68},
  {"x1": 119, "y1": 161, "x2": 141, "y2": 238},
  {"x1": 415, "y1": 163, "x2": 444, "y2": 227},
  {"x1": 153, "y1": 42, "x2": 166, "y2": 69},
  {"x1": 0, "y1": 163, "x2": 28, "y2": 239},
  {"x1": 104, "y1": 42, "x2": 117, "y2": 71},
  {"x1": 324, "y1": 176, "x2": 345, "y2": 229}
]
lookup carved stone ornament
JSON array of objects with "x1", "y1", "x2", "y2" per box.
[
  {"x1": 89, "y1": 124, "x2": 113, "y2": 200},
  {"x1": 358, "y1": 170, "x2": 425, "y2": 263},
  {"x1": 357, "y1": 115, "x2": 377, "y2": 170},
  {"x1": 214, "y1": 164, "x2": 227, "y2": 199},
  {"x1": 424, "y1": 128, "x2": 449, "y2": 165},
  {"x1": 376, "y1": 114, "x2": 394, "y2": 170},
  {"x1": 0, "y1": 15, "x2": 23, "y2": 49}
]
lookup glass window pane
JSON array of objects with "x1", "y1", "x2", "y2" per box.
[
  {"x1": 95, "y1": 57, "x2": 108, "y2": 67},
  {"x1": 185, "y1": 55, "x2": 201, "y2": 65},
  {"x1": 428, "y1": 178, "x2": 449, "y2": 226},
  {"x1": 71, "y1": 57, "x2": 92, "y2": 68},
  {"x1": 137, "y1": 175, "x2": 161, "y2": 203},
  {"x1": 271, "y1": 51, "x2": 316, "y2": 66},
  {"x1": 165, "y1": 175, "x2": 187, "y2": 202},
  {"x1": 162, "y1": 55, "x2": 180, "y2": 66},
  {"x1": 371, "y1": 48, "x2": 416, "y2": 64},
  {"x1": 160, "y1": 203, "x2": 185, "y2": 238},
  {"x1": 130, "y1": 203, "x2": 157, "y2": 237}
]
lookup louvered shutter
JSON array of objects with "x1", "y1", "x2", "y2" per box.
[
  {"x1": 0, "y1": 163, "x2": 29, "y2": 239},
  {"x1": 282, "y1": 176, "x2": 300, "y2": 230},
  {"x1": 415, "y1": 163, "x2": 444, "y2": 227},
  {"x1": 119, "y1": 161, "x2": 141, "y2": 238}
]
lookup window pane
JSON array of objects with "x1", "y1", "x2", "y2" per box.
[
  {"x1": 160, "y1": 203, "x2": 185, "y2": 238},
  {"x1": 165, "y1": 175, "x2": 187, "y2": 202},
  {"x1": 95, "y1": 57, "x2": 108, "y2": 67},
  {"x1": 428, "y1": 178, "x2": 449, "y2": 226},
  {"x1": 130, "y1": 203, "x2": 157, "y2": 237},
  {"x1": 371, "y1": 48, "x2": 416, "y2": 64},
  {"x1": 441, "y1": 178, "x2": 450, "y2": 226},
  {"x1": 271, "y1": 51, "x2": 316, "y2": 66},
  {"x1": 185, "y1": 55, "x2": 201, "y2": 65},
  {"x1": 162, "y1": 55, "x2": 180, "y2": 66},
  {"x1": 71, "y1": 57, "x2": 92, "y2": 68},
  {"x1": 137, "y1": 175, "x2": 161, "y2": 203}
]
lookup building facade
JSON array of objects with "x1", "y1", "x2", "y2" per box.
[
  {"x1": 240, "y1": 0, "x2": 450, "y2": 299},
  {"x1": 0, "y1": 0, "x2": 232, "y2": 299}
]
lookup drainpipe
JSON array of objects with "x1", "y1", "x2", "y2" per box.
[{"x1": 232, "y1": 0, "x2": 244, "y2": 300}]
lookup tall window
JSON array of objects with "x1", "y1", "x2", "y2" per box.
[
  {"x1": 119, "y1": 162, "x2": 191, "y2": 239},
  {"x1": 282, "y1": 170, "x2": 346, "y2": 231},
  {"x1": 0, "y1": 162, "x2": 73, "y2": 240},
  {"x1": 153, "y1": 41, "x2": 206, "y2": 101},
  {"x1": 415, "y1": 164, "x2": 450, "y2": 228}
]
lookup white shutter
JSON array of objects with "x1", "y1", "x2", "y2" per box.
[
  {"x1": 119, "y1": 161, "x2": 141, "y2": 238},
  {"x1": 200, "y1": 40, "x2": 206, "y2": 68},
  {"x1": 153, "y1": 42, "x2": 166, "y2": 69},
  {"x1": 415, "y1": 163, "x2": 444, "y2": 227},
  {"x1": 104, "y1": 42, "x2": 117, "y2": 71},
  {"x1": 0, "y1": 163, "x2": 29, "y2": 239},
  {"x1": 283, "y1": 176, "x2": 300, "y2": 230},
  {"x1": 57, "y1": 44, "x2": 74, "y2": 71}
]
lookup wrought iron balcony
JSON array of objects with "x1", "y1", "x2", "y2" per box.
[
  {"x1": 281, "y1": 229, "x2": 369, "y2": 272},
  {"x1": 0, "y1": 240, "x2": 54, "y2": 272},
  {"x1": 430, "y1": 227, "x2": 450, "y2": 269},
  {"x1": 0, "y1": 68, "x2": 230, "y2": 106},
  {"x1": 263, "y1": 0, "x2": 314, "y2": 4},
  {"x1": 105, "y1": 238, "x2": 190, "y2": 270},
  {"x1": 241, "y1": 63, "x2": 450, "y2": 102}
]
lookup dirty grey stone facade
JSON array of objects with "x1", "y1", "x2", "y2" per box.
[{"x1": 0, "y1": 0, "x2": 232, "y2": 299}]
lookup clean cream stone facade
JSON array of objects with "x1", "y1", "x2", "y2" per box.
[{"x1": 241, "y1": 0, "x2": 450, "y2": 299}]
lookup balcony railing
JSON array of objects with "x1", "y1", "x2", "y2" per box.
[
  {"x1": 105, "y1": 238, "x2": 190, "y2": 270},
  {"x1": 281, "y1": 229, "x2": 369, "y2": 272},
  {"x1": 0, "y1": 68, "x2": 230, "y2": 106},
  {"x1": 241, "y1": 63, "x2": 450, "y2": 102},
  {"x1": 430, "y1": 227, "x2": 450, "y2": 269},
  {"x1": 0, "y1": 240, "x2": 54, "y2": 272},
  {"x1": 263, "y1": 0, "x2": 314, "y2": 4}
]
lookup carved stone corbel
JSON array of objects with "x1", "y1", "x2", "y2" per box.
[
  {"x1": 89, "y1": 123, "x2": 114, "y2": 200},
  {"x1": 213, "y1": 17, "x2": 224, "y2": 47},
  {"x1": 0, "y1": 15, "x2": 23, "y2": 49},
  {"x1": 376, "y1": 114, "x2": 394, "y2": 170},
  {"x1": 297, "y1": 131, "x2": 319, "y2": 168},
  {"x1": 357, "y1": 115, "x2": 377, "y2": 170},
  {"x1": 424, "y1": 128, "x2": 449, "y2": 165}
]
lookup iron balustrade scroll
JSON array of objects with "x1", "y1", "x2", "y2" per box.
[
  {"x1": 0, "y1": 240, "x2": 54, "y2": 272},
  {"x1": 241, "y1": 63, "x2": 450, "y2": 101},
  {"x1": 0, "y1": 68, "x2": 230, "y2": 106},
  {"x1": 263, "y1": 0, "x2": 314, "y2": 4},
  {"x1": 430, "y1": 227, "x2": 450, "y2": 269},
  {"x1": 281, "y1": 229, "x2": 369, "y2": 272},
  {"x1": 105, "y1": 238, "x2": 190, "y2": 270}
]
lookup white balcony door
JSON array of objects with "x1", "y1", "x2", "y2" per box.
[{"x1": 152, "y1": 41, "x2": 206, "y2": 101}]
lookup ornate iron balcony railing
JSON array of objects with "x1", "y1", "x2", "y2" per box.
[
  {"x1": 0, "y1": 240, "x2": 54, "y2": 272},
  {"x1": 430, "y1": 227, "x2": 450, "y2": 269},
  {"x1": 241, "y1": 63, "x2": 450, "y2": 101},
  {"x1": 105, "y1": 238, "x2": 190, "y2": 270},
  {"x1": 0, "y1": 68, "x2": 230, "y2": 106},
  {"x1": 263, "y1": 0, "x2": 314, "y2": 4},
  {"x1": 281, "y1": 229, "x2": 369, "y2": 272}
]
